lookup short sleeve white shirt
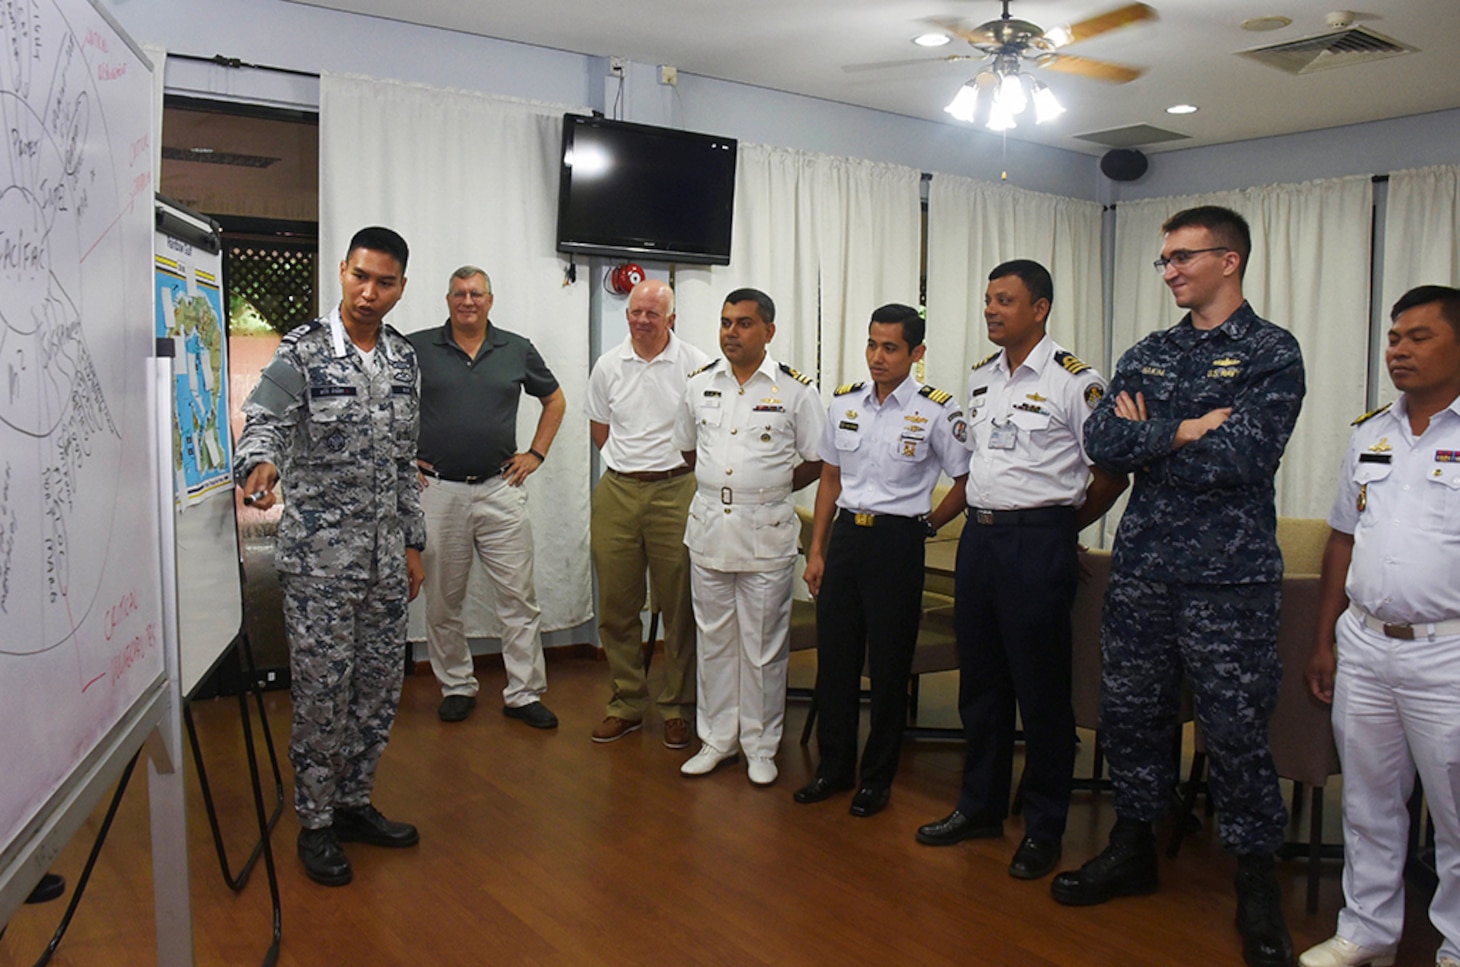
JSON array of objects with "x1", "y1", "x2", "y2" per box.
[{"x1": 587, "y1": 331, "x2": 711, "y2": 473}]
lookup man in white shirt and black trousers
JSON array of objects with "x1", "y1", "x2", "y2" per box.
[{"x1": 795, "y1": 303, "x2": 969, "y2": 817}]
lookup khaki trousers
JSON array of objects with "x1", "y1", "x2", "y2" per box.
[{"x1": 590, "y1": 471, "x2": 697, "y2": 720}]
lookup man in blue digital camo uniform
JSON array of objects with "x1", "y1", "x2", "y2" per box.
[
  {"x1": 1054, "y1": 207, "x2": 1305, "y2": 967},
  {"x1": 235, "y1": 226, "x2": 426, "y2": 887}
]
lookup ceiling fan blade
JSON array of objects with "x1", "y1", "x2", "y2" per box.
[
  {"x1": 841, "y1": 53, "x2": 980, "y2": 73},
  {"x1": 1049, "y1": 2, "x2": 1157, "y2": 48},
  {"x1": 1040, "y1": 53, "x2": 1146, "y2": 83},
  {"x1": 923, "y1": 16, "x2": 999, "y2": 47}
]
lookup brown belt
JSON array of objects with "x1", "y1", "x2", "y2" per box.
[{"x1": 609, "y1": 466, "x2": 692, "y2": 483}]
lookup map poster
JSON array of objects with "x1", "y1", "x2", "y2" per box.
[{"x1": 155, "y1": 234, "x2": 230, "y2": 505}]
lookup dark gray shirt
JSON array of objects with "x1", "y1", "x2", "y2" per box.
[{"x1": 407, "y1": 321, "x2": 559, "y2": 476}]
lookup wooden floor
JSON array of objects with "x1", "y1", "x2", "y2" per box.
[{"x1": 2, "y1": 652, "x2": 1442, "y2": 966}]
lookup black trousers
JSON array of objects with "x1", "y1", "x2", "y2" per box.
[
  {"x1": 812, "y1": 515, "x2": 926, "y2": 789},
  {"x1": 953, "y1": 510, "x2": 1078, "y2": 841}
]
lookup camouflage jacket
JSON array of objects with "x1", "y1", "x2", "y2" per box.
[
  {"x1": 1084, "y1": 301, "x2": 1305, "y2": 584},
  {"x1": 233, "y1": 308, "x2": 426, "y2": 579}
]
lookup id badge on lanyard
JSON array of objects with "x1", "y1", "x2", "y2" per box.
[{"x1": 988, "y1": 420, "x2": 1018, "y2": 450}]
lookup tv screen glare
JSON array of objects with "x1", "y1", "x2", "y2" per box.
[{"x1": 556, "y1": 115, "x2": 737, "y2": 266}]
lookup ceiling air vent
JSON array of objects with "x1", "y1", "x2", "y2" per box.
[{"x1": 1237, "y1": 26, "x2": 1417, "y2": 75}]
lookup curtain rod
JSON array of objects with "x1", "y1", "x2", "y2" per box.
[{"x1": 168, "y1": 52, "x2": 319, "y2": 80}]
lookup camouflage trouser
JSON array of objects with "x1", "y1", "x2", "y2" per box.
[
  {"x1": 1100, "y1": 572, "x2": 1288, "y2": 855},
  {"x1": 281, "y1": 569, "x2": 408, "y2": 830}
]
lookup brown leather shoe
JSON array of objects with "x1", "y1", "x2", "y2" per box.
[
  {"x1": 591, "y1": 716, "x2": 642, "y2": 743},
  {"x1": 663, "y1": 717, "x2": 692, "y2": 750}
]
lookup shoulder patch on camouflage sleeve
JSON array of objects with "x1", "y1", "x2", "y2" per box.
[
  {"x1": 972, "y1": 351, "x2": 1000, "y2": 370},
  {"x1": 833, "y1": 381, "x2": 865, "y2": 396},
  {"x1": 280, "y1": 318, "x2": 324, "y2": 345},
  {"x1": 1352, "y1": 402, "x2": 1392, "y2": 426},
  {"x1": 1055, "y1": 350, "x2": 1091, "y2": 376},
  {"x1": 918, "y1": 384, "x2": 954, "y2": 405},
  {"x1": 689, "y1": 359, "x2": 720, "y2": 377},
  {"x1": 779, "y1": 362, "x2": 814, "y2": 385}
]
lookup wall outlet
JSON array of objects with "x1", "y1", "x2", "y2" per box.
[
  {"x1": 658, "y1": 65, "x2": 678, "y2": 87},
  {"x1": 609, "y1": 56, "x2": 626, "y2": 76}
]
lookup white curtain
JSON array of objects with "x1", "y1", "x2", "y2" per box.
[
  {"x1": 673, "y1": 144, "x2": 922, "y2": 392},
  {"x1": 1112, "y1": 175, "x2": 1373, "y2": 520},
  {"x1": 1383, "y1": 164, "x2": 1460, "y2": 327},
  {"x1": 320, "y1": 73, "x2": 593, "y2": 638},
  {"x1": 923, "y1": 175, "x2": 1104, "y2": 397}
]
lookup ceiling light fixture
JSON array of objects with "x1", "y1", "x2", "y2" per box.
[
  {"x1": 913, "y1": 32, "x2": 951, "y2": 47},
  {"x1": 943, "y1": 53, "x2": 1063, "y2": 131},
  {"x1": 1165, "y1": 103, "x2": 1198, "y2": 115}
]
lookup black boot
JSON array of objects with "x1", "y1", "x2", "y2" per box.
[
  {"x1": 1050, "y1": 817, "x2": 1159, "y2": 906},
  {"x1": 1234, "y1": 853, "x2": 1293, "y2": 967}
]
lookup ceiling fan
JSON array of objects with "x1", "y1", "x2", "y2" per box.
[{"x1": 845, "y1": 1, "x2": 1157, "y2": 128}]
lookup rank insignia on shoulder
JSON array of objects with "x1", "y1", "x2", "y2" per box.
[
  {"x1": 918, "y1": 385, "x2": 953, "y2": 405},
  {"x1": 972, "y1": 351, "x2": 1000, "y2": 370},
  {"x1": 689, "y1": 359, "x2": 719, "y2": 377},
  {"x1": 1084, "y1": 383, "x2": 1104, "y2": 410},
  {"x1": 778, "y1": 362, "x2": 813, "y2": 385},
  {"x1": 834, "y1": 381, "x2": 865, "y2": 396},
  {"x1": 1055, "y1": 350, "x2": 1090, "y2": 375},
  {"x1": 1352, "y1": 403, "x2": 1392, "y2": 426}
]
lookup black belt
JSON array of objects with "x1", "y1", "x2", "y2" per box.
[
  {"x1": 609, "y1": 466, "x2": 692, "y2": 483},
  {"x1": 836, "y1": 508, "x2": 923, "y2": 528},
  {"x1": 420, "y1": 465, "x2": 504, "y2": 484},
  {"x1": 966, "y1": 506, "x2": 1075, "y2": 526}
]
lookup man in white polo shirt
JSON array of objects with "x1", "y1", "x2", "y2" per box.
[{"x1": 586, "y1": 279, "x2": 710, "y2": 751}]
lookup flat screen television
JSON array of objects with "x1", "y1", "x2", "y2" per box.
[{"x1": 556, "y1": 114, "x2": 737, "y2": 266}]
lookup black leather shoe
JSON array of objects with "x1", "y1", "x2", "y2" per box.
[
  {"x1": 793, "y1": 777, "x2": 853, "y2": 804},
  {"x1": 333, "y1": 804, "x2": 420, "y2": 848},
  {"x1": 1050, "y1": 817, "x2": 1158, "y2": 906},
  {"x1": 298, "y1": 828, "x2": 352, "y2": 886},
  {"x1": 438, "y1": 694, "x2": 476, "y2": 722},
  {"x1": 1009, "y1": 837, "x2": 1062, "y2": 880},
  {"x1": 1235, "y1": 854, "x2": 1294, "y2": 967},
  {"x1": 849, "y1": 786, "x2": 891, "y2": 817},
  {"x1": 504, "y1": 701, "x2": 559, "y2": 729},
  {"x1": 915, "y1": 810, "x2": 1003, "y2": 846},
  {"x1": 25, "y1": 873, "x2": 65, "y2": 904}
]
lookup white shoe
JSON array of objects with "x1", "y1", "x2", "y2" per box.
[
  {"x1": 1437, "y1": 957, "x2": 1460, "y2": 967},
  {"x1": 680, "y1": 746, "x2": 739, "y2": 776},
  {"x1": 1298, "y1": 936, "x2": 1396, "y2": 967},
  {"x1": 746, "y1": 756, "x2": 778, "y2": 786}
]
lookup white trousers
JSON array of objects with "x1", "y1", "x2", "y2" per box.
[
  {"x1": 1333, "y1": 608, "x2": 1460, "y2": 962},
  {"x1": 420, "y1": 477, "x2": 547, "y2": 708},
  {"x1": 689, "y1": 562, "x2": 794, "y2": 758}
]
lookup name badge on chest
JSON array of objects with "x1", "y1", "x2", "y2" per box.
[{"x1": 988, "y1": 420, "x2": 1017, "y2": 450}]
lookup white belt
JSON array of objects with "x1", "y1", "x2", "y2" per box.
[
  {"x1": 699, "y1": 485, "x2": 792, "y2": 506},
  {"x1": 1350, "y1": 603, "x2": 1460, "y2": 640}
]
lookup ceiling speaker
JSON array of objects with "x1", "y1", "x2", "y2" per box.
[{"x1": 1100, "y1": 148, "x2": 1149, "y2": 182}]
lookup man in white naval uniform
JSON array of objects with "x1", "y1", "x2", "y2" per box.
[
  {"x1": 672, "y1": 288, "x2": 824, "y2": 786},
  {"x1": 1302, "y1": 284, "x2": 1460, "y2": 967}
]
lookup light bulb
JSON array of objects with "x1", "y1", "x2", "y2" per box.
[
  {"x1": 944, "y1": 82, "x2": 980, "y2": 123},
  {"x1": 1032, "y1": 82, "x2": 1065, "y2": 124},
  {"x1": 993, "y1": 71, "x2": 1027, "y2": 115}
]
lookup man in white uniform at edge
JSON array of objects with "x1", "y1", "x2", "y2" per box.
[
  {"x1": 1302, "y1": 284, "x2": 1460, "y2": 967},
  {"x1": 672, "y1": 288, "x2": 824, "y2": 786}
]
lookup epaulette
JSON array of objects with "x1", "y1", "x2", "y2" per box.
[
  {"x1": 689, "y1": 359, "x2": 720, "y2": 377},
  {"x1": 1055, "y1": 350, "x2": 1091, "y2": 376},
  {"x1": 1352, "y1": 403, "x2": 1392, "y2": 426},
  {"x1": 918, "y1": 384, "x2": 954, "y2": 406},
  {"x1": 779, "y1": 362, "x2": 813, "y2": 386},
  {"x1": 833, "y1": 381, "x2": 865, "y2": 396},
  {"x1": 280, "y1": 318, "x2": 324, "y2": 344},
  {"x1": 972, "y1": 351, "x2": 1000, "y2": 370}
]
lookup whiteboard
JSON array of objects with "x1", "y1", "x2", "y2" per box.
[
  {"x1": 0, "y1": 0, "x2": 163, "y2": 918},
  {"x1": 155, "y1": 199, "x2": 245, "y2": 696}
]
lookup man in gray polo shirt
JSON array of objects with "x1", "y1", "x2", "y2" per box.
[{"x1": 407, "y1": 266, "x2": 565, "y2": 728}]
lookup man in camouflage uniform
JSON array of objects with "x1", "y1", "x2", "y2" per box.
[
  {"x1": 1053, "y1": 207, "x2": 1305, "y2": 967},
  {"x1": 234, "y1": 226, "x2": 426, "y2": 887}
]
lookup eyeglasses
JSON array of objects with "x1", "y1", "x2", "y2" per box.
[{"x1": 1153, "y1": 247, "x2": 1229, "y2": 273}]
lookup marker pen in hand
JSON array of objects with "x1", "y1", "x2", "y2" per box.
[{"x1": 243, "y1": 491, "x2": 268, "y2": 506}]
